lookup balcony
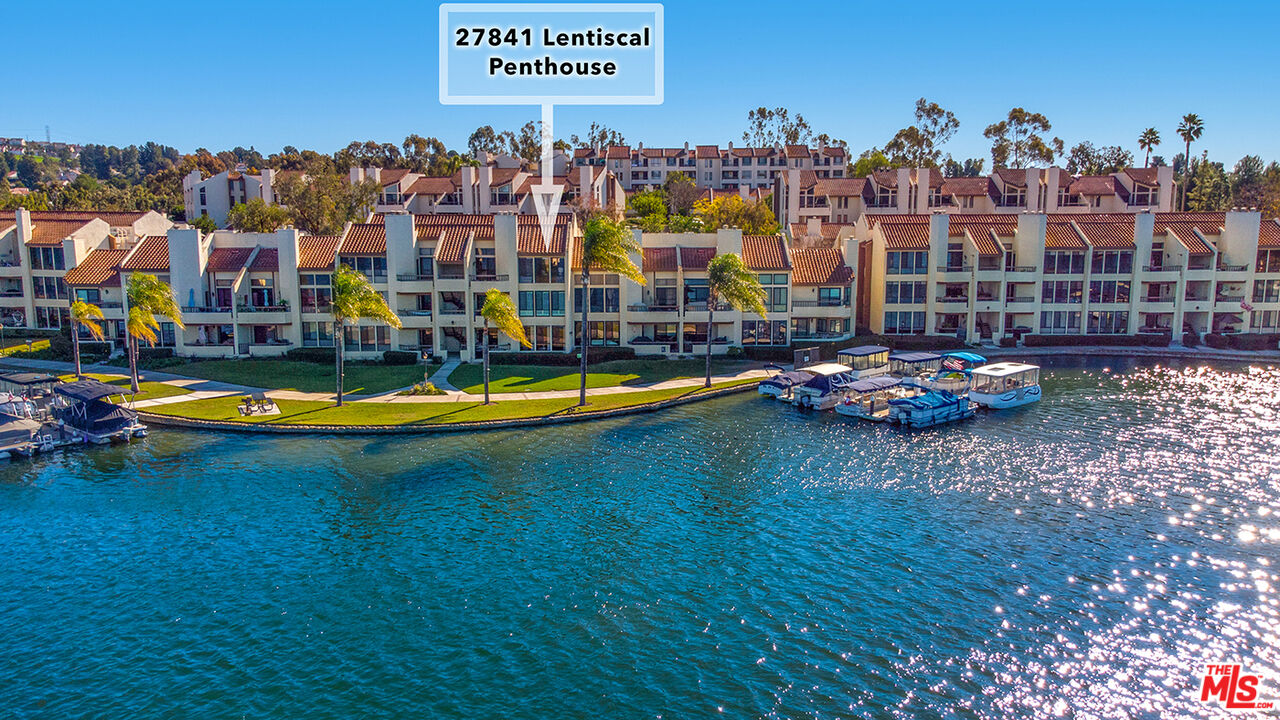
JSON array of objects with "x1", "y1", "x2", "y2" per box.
[
  {"x1": 935, "y1": 296, "x2": 970, "y2": 304},
  {"x1": 798, "y1": 197, "x2": 828, "y2": 209},
  {"x1": 1217, "y1": 263, "x2": 1248, "y2": 272},
  {"x1": 397, "y1": 308, "x2": 433, "y2": 317},
  {"x1": 1143, "y1": 265, "x2": 1183, "y2": 273},
  {"x1": 684, "y1": 302, "x2": 731, "y2": 313},
  {"x1": 489, "y1": 193, "x2": 516, "y2": 206},
  {"x1": 1006, "y1": 265, "x2": 1037, "y2": 273},
  {"x1": 936, "y1": 265, "x2": 973, "y2": 273},
  {"x1": 435, "y1": 270, "x2": 466, "y2": 280},
  {"x1": 397, "y1": 272, "x2": 433, "y2": 282},
  {"x1": 0, "y1": 290, "x2": 22, "y2": 298},
  {"x1": 438, "y1": 307, "x2": 466, "y2": 316},
  {"x1": 469, "y1": 273, "x2": 509, "y2": 282},
  {"x1": 626, "y1": 304, "x2": 679, "y2": 313},
  {"x1": 1216, "y1": 295, "x2": 1245, "y2": 303},
  {"x1": 237, "y1": 304, "x2": 289, "y2": 313},
  {"x1": 181, "y1": 305, "x2": 233, "y2": 314},
  {"x1": 1004, "y1": 296, "x2": 1035, "y2": 304}
]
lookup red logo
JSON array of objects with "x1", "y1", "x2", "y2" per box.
[{"x1": 1200, "y1": 664, "x2": 1273, "y2": 711}]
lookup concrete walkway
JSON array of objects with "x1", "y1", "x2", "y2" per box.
[{"x1": 0, "y1": 356, "x2": 768, "y2": 408}]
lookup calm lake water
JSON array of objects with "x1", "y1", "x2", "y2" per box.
[{"x1": 1, "y1": 357, "x2": 1278, "y2": 719}]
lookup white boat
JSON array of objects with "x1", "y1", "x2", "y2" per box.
[
  {"x1": 835, "y1": 346, "x2": 891, "y2": 379},
  {"x1": 969, "y1": 362, "x2": 1041, "y2": 409},
  {"x1": 790, "y1": 363, "x2": 855, "y2": 410},
  {"x1": 52, "y1": 380, "x2": 148, "y2": 443},
  {"x1": 887, "y1": 390, "x2": 976, "y2": 427},
  {"x1": 834, "y1": 376, "x2": 919, "y2": 421},
  {"x1": 903, "y1": 351, "x2": 986, "y2": 394},
  {"x1": 758, "y1": 370, "x2": 814, "y2": 399}
]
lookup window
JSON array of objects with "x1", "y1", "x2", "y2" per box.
[
  {"x1": 1087, "y1": 310, "x2": 1129, "y2": 334},
  {"x1": 1252, "y1": 310, "x2": 1280, "y2": 330},
  {"x1": 763, "y1": 286, "x2": 787, "y2": 312},
  {"x1": 818, "y1": 287, "x2": 845, "y2": 306},
  {"x1": 75, "y1": 288, "x2": 101, "y2": 304},
  {"x1": 1256, "y1": 249, "x2": 1280, "y2": 274},
  {"x1": 299, "y1": 274, "x2": 332, "y2": 312},
  {"x1": 518, "y1": 257, "x2": 564, "y2": 283},
  {"x1": 1040, "y1": 280, "x2": 1083, "y2": 304},
  {"x1": 882, "y1": 311, "x2": 925, "y2": 335},
  {"x1": 518, "y1": 290, "x2": 566, "y2": 317},
  {"x1": 886, "y1": 251, "x2": 928, "y2": 275},
  {"x1": 1252, "y1": 279, "x2": 1280, "y2": 303},
  {"x1": 416, "y1": 250, "x2": 434, "y2": 278},
  {"x1": 1039, "y1": 310, "x2": 1081, "y2": 334},
  {"x1": 473, "y1": 247, "x2": 496, "y2": 279},
  {"x1": 885, "y1": 281, "x2": 926, "y2": 304},
  {"x1": 573, "y1": 287, "x2": 619, "y2": 313},
  {"x1": 1091, "y1": 250, "x2": 1133, "y2": 275},
  {"x1": 35, "y1": 306, "x2": 68, "y2": 329},
  {"x1": 33, "y1": 276, "x2": 67, "y2": 300},
  {"x1": 574, "y1": 321, "x2": 620, "y2": 346},
  {"x1": 1043, "y1": 251, "x2": 1085, "y2": 275},
  {"x1": 946, "y1": 242, "x2": 965, "y2": 270},
  {"x1": 1001, "y1": 188, "x2": 1026, "y2": 207},
  {"x1": 741, "y1": 320, "x2": 787, "y2": 345},
  {"x1": 522, "y1": 324, "x2": 566, "y2": 351},
  {"x1": 1088, "y1": 280, "x2": 1131, "y2": 304},
  {"x1": 30, "y1": 247, "x2": 65, "y2": 270},
  {"x1": 343, "y1": 325, "x2": 391, "y2": 351},
  {"x1": 342, "y1": 256, "x2": 387, "y2": 283}
]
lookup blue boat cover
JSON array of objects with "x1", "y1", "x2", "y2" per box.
[
  {"x1": 888, "y1": 351, "x2": 941, "y2": 363},
  {"x1": 846, "y1": 376, "x2": 902, "y2": 393},
  {"x1": 837, "y1": 345, "x2": 890, "y2": 357},
  {"x1": 941, "y1": 351, "x2": 987, "y2": 363},
  {"x1": 759, "y1": 371, "x2": 813, "y2": 389},
  {"x1": 890, "y1": 390, "x2": 960, "y2": 408}
]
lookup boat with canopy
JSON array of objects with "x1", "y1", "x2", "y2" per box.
[{"x1": 969, "y1": 362, "x2": 1041, "y2": 409}]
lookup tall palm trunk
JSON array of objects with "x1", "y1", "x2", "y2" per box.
[
  {"x1": 72, "y1": 325, "x2": 83, "y2": 379},
  {"x1": 482, "y1": 318, "x2": 491, "y2": 404},
  {"x1": 1182, "y1": 140, "x2": 1192, "y2": 211},
  {"x1": 335, "y1": 321, "x2": 345, "y2": 407},
  {"x1": 127, "y1": 333, "x2": 140, "y2": 394},
  {"x1": 1143, "y1": 149, "x2": 1150, "y2": 168},
  {"x1": 704, "y1": 297, "x2": 715, "y2": 388},
  {"x1": 578, "y1": 272, "x2": 590, "y2": 406}
]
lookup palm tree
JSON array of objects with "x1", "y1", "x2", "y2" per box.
[
  {"x1": 703, "y1": 254, "x2": 766, "y2": 388},
  {"x1": 478, "y1": 288, "x2": 531, "y2": 404},
  {"x1": 124, "y1": 273, "x2": 185, "y2": 393},
  {"x1": 1177, "y1": 114, "x2": 1204, "y2": 211},
  {"x1": 69, "y1": 300, "x2": 105, "y2": 379},
  {"x1": 576, "y1": 215, "x2": 643, "y2": 406},
  {"x1": 1138, "y1": 128, "x2": 1160, "y2": 168},
  {"x1": 330, "y1": 263, "x2": 401, "y2": 406}
]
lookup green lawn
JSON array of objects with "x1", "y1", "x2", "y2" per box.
[
  {"x1": 448, "y1": 358, "x2": 754, "y2": 394},
  {"x1": 152, "y1": 360, "x2": 429, "y2": 395},
  {"x1": 144, "y1": 378, "x2": 757, "y2": 426},
  {"x1": 60, "y1": 373, "x2": 194, "y2": 401},
  {"x1": 0, "y1": 338, "x2": 51, "y2": 357}
]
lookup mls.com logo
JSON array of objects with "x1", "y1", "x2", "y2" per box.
[{"x1": 1199, "y1": 664, "x2": 1273, "y2": 711}]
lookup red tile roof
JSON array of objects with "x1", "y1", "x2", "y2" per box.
[
  {"x1": 789, "y1": 222, "x2": 852, "y2": 241},
  {"x1": 792, "y1": 248, "x2": 853, "y2": 285},
  {"x1": 1075, "y1": 218, "x2": 1135, "y2": 248},
  {"x1": 784, "y1": 145, "x2": 809, "y2": 158},
  {"x1": 862, "y1": 214, "x2": 927, "y2": 229},
  {"x1": 1070, "y1": 175, "x2": 1127, "y2": 197},
  {"x1": 488, "y1": 167, "x2": 522, "y2": 188},
  {"x1": 968, "y1": 229, "x2": 1004, "y2": 256},
  {"x1": 941, "y1": 177, "x2": 995, "y2": 197},
  {"x1": 27, "y1": 219, "x2": 94, "y2": 246},
  {"x1": 1045, "y1": 222, "x2": 1086, "y2": 249},
  {"x1": 206, "y1": 247, "x2": 253, "y2": 272},
  {"x1": 249, "y1": 248, "x2": 279, "y2": 271},
  {"x1": 742, "y1": 235, "x2": 789, "y2": 271},
  {"x1": 1124, "y1": 167, "x2": 1160, "y2": 186},
  {"x1": 642, "y1": 247, "x2": 677, "y2": 273},
  {"x1": 1165, "y1": 225, "x2": 1214, "y2": 255},
  {"x1": 995, "y1": 168, "x2": 1029, "y2": 187},
  {"x1": 434, "y1": 227, "x2": 471, "y2": 263},
  {"x1": 404, "y1": 176, "x2": 457, "y2": 195},
  {"x1": 871, "y1": 170, "x2": 899, "y2": 188},
  {"x1": 679, "y1": 247, "x2": 716, "y2": 271},
  {"x1": 1259, "y1": 219, "x2": 1280, "y2": 248},
  {"x1": 695, "y1": 145, "x2": 720, "y2": 159},
  {"x1": 297, "y1": 235, "x2": 340, "y2": 270},
  {"x1": 1153, "y1": 212, "x2": 1225, "y2": 236},
  {"x1": 122, "y1": 235, "x2": 170, "y2": 271},
  {"x1": 340, "y1": 223, "x2": 386, "y2": 255},
  {"x1": 605, "y1": 145, "x2": 631, "y2": 159},
  {"x1": 379, "y1": 168, "x2": 412, "y2": 186},
  {"x1": 947, "y1": 214, "x2": 1018, "y2": 238},
  {"x1": 516, "y1": 224, "x2": 568, "y2": 255},
  {"x1": 15, "y1": 210, "x2": 148, "y2": 226},
  {"x1": 881, "y1": 222, "x2": 931, "y2": 250},
  {"x1": 813, "y1": 178, "x2": 867, "y2": 196},
  {"x1": 63, "y1": 249, "x2": 128, "y2": 287}
]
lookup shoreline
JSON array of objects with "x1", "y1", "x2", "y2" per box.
[
  {"x1": 139, "y1": 380, "x2": 759, "y2": 435},
  {"x1": 978, "y1": 345, "x2": 1280, "y2": 364}
]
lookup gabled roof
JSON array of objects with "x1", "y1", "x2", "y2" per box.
[
  {"x1": 605, "y1": 145, "x2": 631, "y2": 159},
  {"x1": 516, "y1": 223, "x2": 569, "y2": 255},
  {"x1": 679, "y1": 247, "x2": 716, "y2": 271},
  {"x1": 488, "y1": 167, "x2": 522, "y2": 188},
  {"x1": 941, "y1": 177, "x2": 996, "y2": 197},
  {"x1": 1153, "y1": 212, "x2": 1225, "y2": 236},
  {"x1": 791, "y1": 248, "x2": 853, "y2": 285},
  {"x1": 297, "y1": 235, "x2": 341, "y2": 270},
  {"x1": 784, "y1": 145, "x2": 809, "y2": 158},
  {"x1": 1070, "y1": 175, "x2": 1128, "y2": 198},
  {"x1": 1166, "y1": 225, "x2": 1214, "y2": 255},
  {"x1": 122, "y1": 235, "x2": 170, "y2": 271},
  {"x1": 379, "y1": 168, "x2": 412, "y2": 186},
  {"x1": 249, "y1": 248, "x2": 279, "y2": 272},
  {"x1": 871, "y1": 170, "x2": 899, "y2": 188},
  {"x1": 742, "y1": 235, "x2": 789, "y2": 271},
  {"x1": 947, "y1": 213, "x2": 1018, "y2": 238},
  {"x1": 813, "y1": 178, "x2": 867, "y2": 196},
  {"x1": 206, "y1": 247, "x2": 253, "y2": 272},
  {"x1": 62, "y1": 249, "x2": 127, "y2": 287},
  {"x1": 994, "y1": 168, "x2": 1028, "y2": 187},
  {"x1": 403, "y1": 176, "x2": 457, "y2": 195},
  {"x1": 642, "y1": 247, "x2": 677, "y2": 273},
  {"x1": 694, "y1": 145, "x2": 720, "y2": 159},
  {"x1": 881, "y1": 221, "x2": 931, "y2": 250},
  {"x1": 789, "y1": 222, "x2": 851, "y2": 241}
]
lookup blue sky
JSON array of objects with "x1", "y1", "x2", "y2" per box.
[{"x1": 7, "y1": 0, "x2": 1279, "y2": 168}]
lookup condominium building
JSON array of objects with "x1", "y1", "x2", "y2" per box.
[
  {"x1": 778, "y1": 166, "x2": 1177, "y2": 230},
  {"x1": 856, "y1": 210, "x2": 1280, "y2": 341},
  {"x1": 574, "y1": 142, "x2": 848, "y2": 192}
]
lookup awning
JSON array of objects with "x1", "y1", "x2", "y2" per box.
[
  {"x1": 888, "y1": 351, "x2": 940, "y2": 363},
  {"x1": 55, "y1": 379, "x2": 127, "y2": 403},
  {"x1": 838, "y1": 345, "x2": 890, "y2": 357},
  {"x1": 941, "y1": 351, "x2": 987, "y2": 364},
  {"x1": 0, "y1": 372, "x2": 58, "y2": 386},
  {"x1": 846, "y1": 376, "x2": 902, "y2": 393}
]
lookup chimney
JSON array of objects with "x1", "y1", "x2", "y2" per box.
[
  {"x1": 461, "y1": 166, "x2": 477, "y2": 214},
  {"x1": 728, "y1": 141, "x2": 734, "y2": 151},
  {"x1": 683, "y1": 141, "x2": 689, "y2": 151},
  {"x1": 348, "y1": 167, "x2": 362, "y2": 184},
  {"x1": 369, "y1": 167, "x2": 381, "y2": 184},
  {"x1": 580, "y1": 165, "x2": 594, "y2": 204},
  {"x1": 15, "y1": 207, "x2": 32, "y2": 246}
]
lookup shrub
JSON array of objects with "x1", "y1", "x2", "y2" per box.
[
  {"x1": 1203, "y1": 333, "x2": 1228, "y2": 349},
  {"x1": 397, "y1": 381, "x2": 447, "y2": 396},
  {"x1": 138, "y1": 347, "x2": 175, "y2": 360},
  {"x1": 1183, "y1": 332, "x2": 1200, "y2": 348},
  {"x1": 1226, "y1": 333, "x2": 1280, "y2": 351},
  {"x1": 998, "y1": 336, "x2": 1018, "y2": 348},
  {"x1": 286, "y1": 347, "x2": 336, "y2": 363},
  {"x1": 725, "y1": 345, "x2": 744, "y2": 358},
  {"x1": 382, "y1": 350, "x2": 419, "y2": 365},
  {"x1": 1023, "y1": 334, "x2": 1169, "y2": 348}
]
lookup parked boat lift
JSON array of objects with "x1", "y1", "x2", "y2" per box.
[{"x1": 0, "y1": 372, "x2": 148, "y2": 458}]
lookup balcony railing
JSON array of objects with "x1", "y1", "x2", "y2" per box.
[
  {"x1": 1216, "y1": 295, "x2": 1245, "y2": 303},
  {"x1": 301, "y1": 304, "x2": 331, "y2": 314},
  {"x1": 181, "y1": 305, "x2": 232, "y2": 313},
  {"x1": 237, "y1": 304, "x2": 289, "y2": 313},
  {"x1": 792, "y1": 331, "x2": 849, "y2": 340},
  {"x1": 0, "y1": 290, "x2": 22, "y2": 298},
  {"x1": 1004, "y1": 296, "x2": 1035, "y2": 303},
  {"x1": 937, "y1": 265, "x2": 973, "y2": 273},
  {"x1": 1143, "y1": 265, "x2": 1183, "y2": 272},
  {"x1": 684, "y1": 302, "x2": 731, "y2": 312},
  {"x1": 626, "y1": 304, "x2": 678, "y2": 312},
  {"x1": 397, "y1": 273, "x2": 433, "y2": 282},
  {"x1": 936, "y1": 296, "x2": 970, "y2": 304},
  {"x1": 397, "y1": 308, "x2": 432, "y2": 317},
  {"x1": 1218, "y1": 264, "x2": 1248, "y2": 272},
  {"x1": 1184, "y1": 294, "x2": 1210, "y2": 301},
  {"x1": 791, "y1": 300, "x2": 849, "y2": 308},
  {"x1": 436, "y1": 270, "x2": 466, "y2": 280},
  {"x1": 469, "y1": 273, "x2": 509, "y2": 282},
  {"x1": 1007, "y1": 265, "x2": 1037, "y2": 273},
  {"x1": 489, "y1": 193, "x2": 516, "y2": 205}
]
